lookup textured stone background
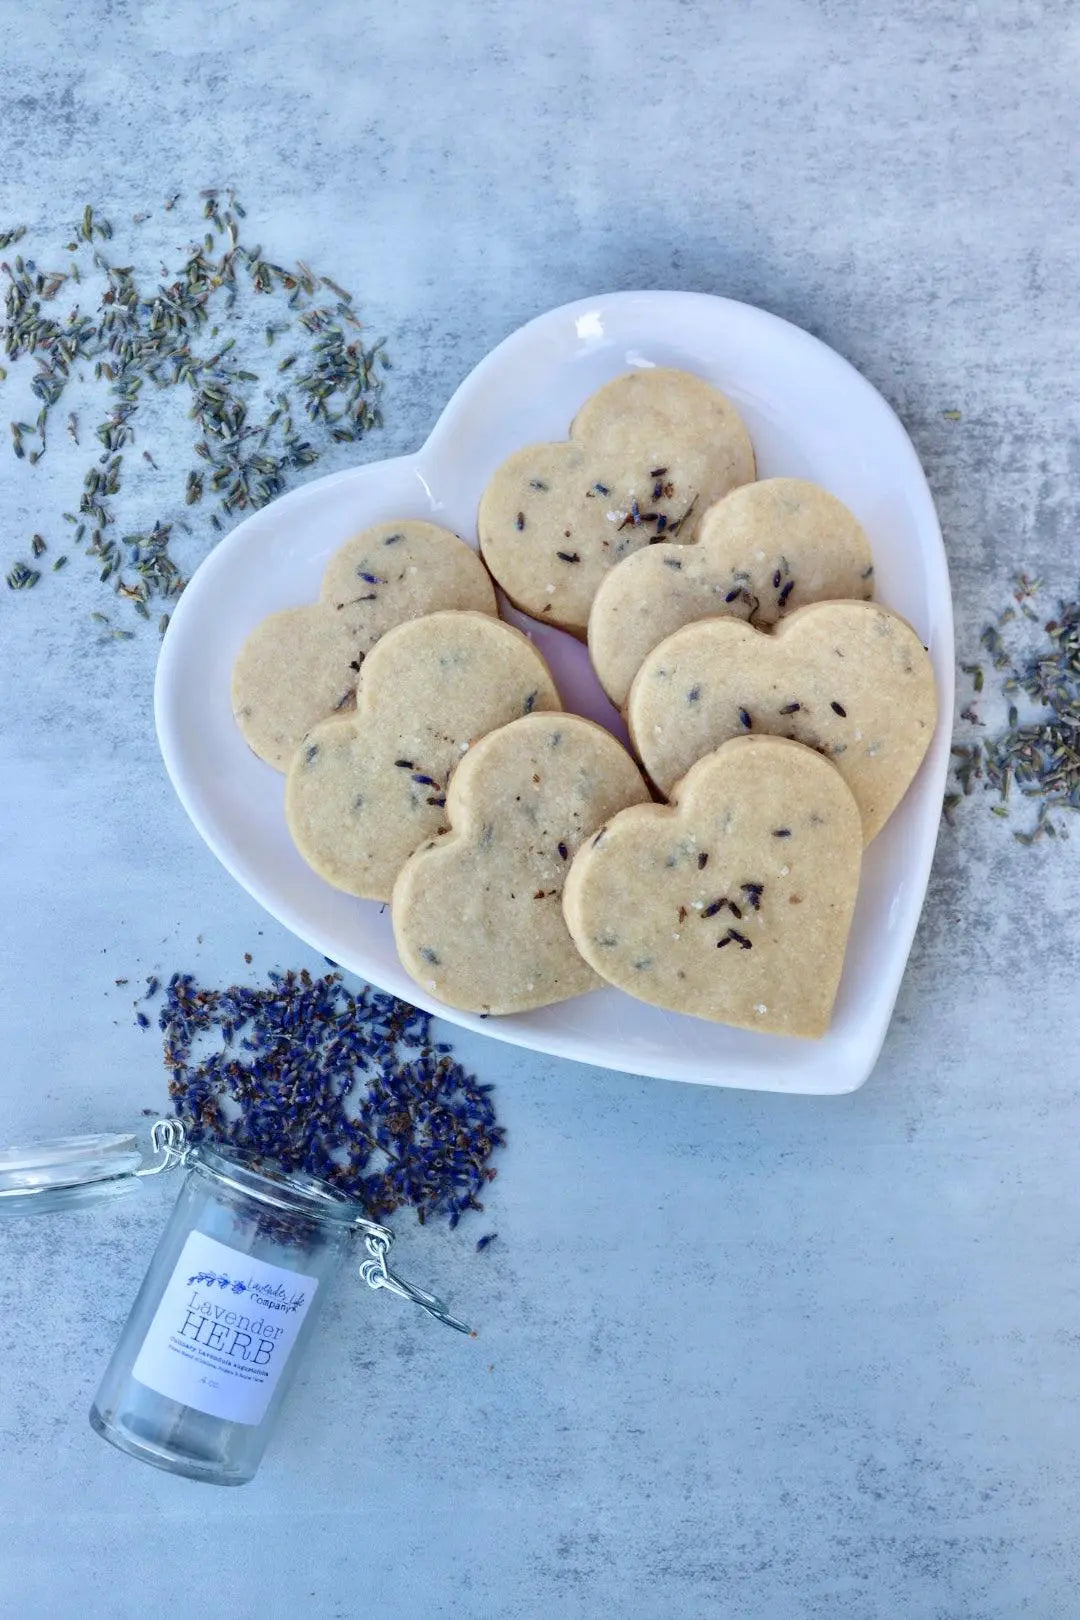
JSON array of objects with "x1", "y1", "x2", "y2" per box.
[{"x1": 0, "y1": 1, "x2": 1077, "y2": 1615}]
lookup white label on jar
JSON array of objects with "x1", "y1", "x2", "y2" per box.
[{"x1": 131, "y1": 1231, "x2": 318, "y2": 1425}]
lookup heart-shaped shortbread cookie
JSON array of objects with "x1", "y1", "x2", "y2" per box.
[
  {"x1": 562, "y1": 736, "x2": 862, "y2": 1037},
  {"x1": 628, "y1": 601, "x2": 936, "y2": 843},
  {"x1": 285, "y1": 611, "x2": 560, "y2": 901},
  {"x1": 588, "y1": 478, "x2": 874, "y2": 707},
  {"x1": 478, "y1": 368, "x2": 755, "y2": 638},
  {"x1": 232, "y1": 520, "x2": 496, "y2": 769},
  {"x1": 392, "y1": 713, "x2": 650, "y2": 1013}
]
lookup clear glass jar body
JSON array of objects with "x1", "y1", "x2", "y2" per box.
[{"x1": 90, "y1": 1148, "x2": 355, "y2": 1485}]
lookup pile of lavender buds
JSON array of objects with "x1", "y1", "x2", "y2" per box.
[
  {"x1": 948, "y1": 574, "x2": 1079, "y2": 844},
  {"x1": 148, "y1": 969, "x2": 502, "y2": 1233},
  {"x1": 2, "y1": 192, "x2": 386, "y2": 624}
]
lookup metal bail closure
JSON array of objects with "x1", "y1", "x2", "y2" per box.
[
  {"x1": 0, "y1": 1117, "x2": 187, "y2": 1217},
  {"x1": 358, "y1": 1229, "x2": 474, "y2": 1337}
]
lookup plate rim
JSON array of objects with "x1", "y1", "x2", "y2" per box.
[{"x1": 155, "y1": 289, "x2": 954, "y2": 1095}]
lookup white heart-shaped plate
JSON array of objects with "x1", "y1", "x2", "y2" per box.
[{"x1": 155, "y1": 291, "x2": 953, "y2": 1094}]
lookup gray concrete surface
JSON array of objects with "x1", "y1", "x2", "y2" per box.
[{"x1": 0, "y1": 1, "x2": 1077, "y2": 1615}]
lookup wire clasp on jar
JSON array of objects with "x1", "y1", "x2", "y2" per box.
[
  {"x1": 133, "y1": 1118, "x2": 189, "y2": 1178},
  {"x1": 358, "y1": 1227, "x2": 474, "y2": 1336}
]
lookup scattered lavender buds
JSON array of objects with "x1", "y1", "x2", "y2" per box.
[
  {"x1": 5, "y1": 560, "x2": 40, "y2": 590},
  {"x1": 1, "y1": 189, "x2": 388, "y2": 621},
  {"x1": 153, "y1": 969, "x2": 503, "y2": 1227},
  {"x1": 947, "y1": 574, "x2": 1079, "y2": 844}
]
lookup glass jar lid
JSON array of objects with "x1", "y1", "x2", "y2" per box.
[
  {"x1": 0, "y1": 1132, "x2": 145, "y2": 1215},
  {"x1": 0, "y1": 1122, "x2": 378, "y2": 1229}
]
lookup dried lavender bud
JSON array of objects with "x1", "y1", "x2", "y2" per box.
[
  {"x1": 154, "y1": 968, "x2": 503, "y2": 1228},
  {"x1": 2, "y1": 193, "x2": 388, "y2": 620},
  {"x1": 950, "y1": 575, "x2": 1079, "y2": 843}
]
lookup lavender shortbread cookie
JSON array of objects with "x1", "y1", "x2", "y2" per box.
[
  {"x1": 629, "y1": 600, "x2": 936, "y2": 843},
  {"x1": 588, "y1": 479, "x2": 874, "y2": 708},
  {"x1": 232, "y1": 520, "x2": 496, "y2": 769},
  {"x1": 562, "y1": 736, "x2": 862, "y2": 1038},
  {"x1": 392, "y1": 713, "x2": 650, "y2": 1014},
  {"x1": 478, "y1": 368, "x2": 755, "y2": 638},
  {"x1": 285, "y1": 611, "x2": 560, "y2": 901}
]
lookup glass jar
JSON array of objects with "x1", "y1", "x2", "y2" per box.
[{"x1": 0, "y1": 1120, "x2": 470, "y2": 1485}]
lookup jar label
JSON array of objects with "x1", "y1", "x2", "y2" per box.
[{"x1": 131, "y1": 1231, "x2": 318, "y2": 1425}]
